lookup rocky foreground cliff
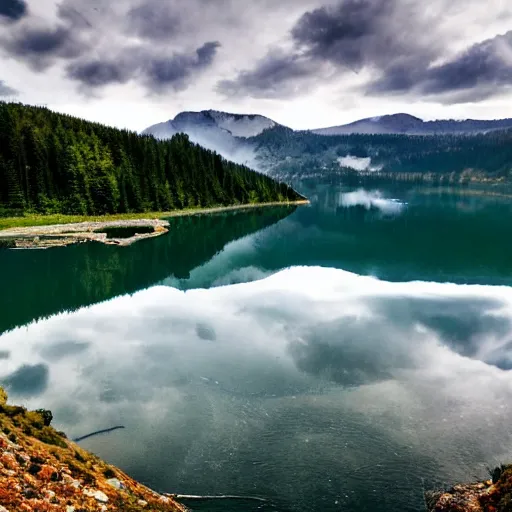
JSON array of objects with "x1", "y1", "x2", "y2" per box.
[
  {"x1": 0, "y1": 387, "x2": 186, "y2": 512},
  {"x1": 426, "y1": 466, "x2": 512, "y2": 512}
]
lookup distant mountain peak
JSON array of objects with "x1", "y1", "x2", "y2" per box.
[
  {"x1": 312, "y1": 113, "x2": 512, "y2": 136},
  {"x1": 142, "y1": 109, "x2": 283, "y2": 168},
  {"x1": 146, "y1": 109, "x2": 279, "y2": 139}
]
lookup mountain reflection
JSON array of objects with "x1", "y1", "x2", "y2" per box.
[{"x1": 0, "y1": 207, "x2": 296, "y2": 334}]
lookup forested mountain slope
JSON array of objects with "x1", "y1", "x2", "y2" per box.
[
  {"x1": 249, "y1": 126, "x2": 512, "y2": 181},
  {"x1": 142, "y1": 110, "x2": 512, "y2": 183},
  {"x1": 0, "y1": 102, "x2": 301, "y2": 216}
]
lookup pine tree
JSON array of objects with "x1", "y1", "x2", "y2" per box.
[{"x1": 0, "y1": 101, "x2": 302, "y2": 216}]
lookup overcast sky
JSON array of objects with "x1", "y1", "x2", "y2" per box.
[{"x1": 1, "y1": 0, "x2": 512, "y2": 131}]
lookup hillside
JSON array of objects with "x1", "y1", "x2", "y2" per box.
[
  {"x1": 426, "y1": 465, "x2": 512, "y2": 512},
  {"x1": 0, "y1": 103, "x2": 302, "y2": 217},
  {"x1": 0, "y1": 386, "x2": 186, "y2": 511},
  {"x1": 312, "y1": 114, "x2": 512, "y2": 136},
  {"x1": 248, "y1": 126, "x2": 512, "y2": 182}
]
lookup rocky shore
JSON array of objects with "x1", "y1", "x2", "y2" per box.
[
  {"x1": 0, "y1": 387, "x2": 186, "y2": 512},
  {"x1": 426, "y1": 466, "x2": 512, "y2": 511},
  {"x1": 0, "y1": 220, "x2": 169, "y2": 249}
]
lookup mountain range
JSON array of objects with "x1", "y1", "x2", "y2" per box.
[
  {"x1": 143, "y1": 111, "x2": 512, "y2": 182},
  {"x1": 144, "y1": 111, "x2": 512, "y2": 142},
  {"x1": 311, "y1": 113, "x2": 512, "y2": 136}
]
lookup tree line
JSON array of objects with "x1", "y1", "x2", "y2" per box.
[
  {"x1": 251, "y1": 125, "x2": 512, "y2": 181},
  {"x1": 0, "y1": 102, "x2": 302, "y2": 216}
]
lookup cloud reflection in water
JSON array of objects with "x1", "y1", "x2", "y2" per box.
[{"x1": 1, "y1": 267, "x2": 512, "y2": 510}]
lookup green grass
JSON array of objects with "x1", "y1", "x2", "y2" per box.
[
  {"x1": 0, "y1": 201, "x2": 307, "y2": 231},
  {"x1": 0, "y1": 212, "x2": 175, "y2": 230}
]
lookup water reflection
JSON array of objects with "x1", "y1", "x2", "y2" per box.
[
  {"x1": 164, "y1": 185, "x2": 512, "y2": 291},
  {"x1": 2, "y1": 267, "x2": 512, "y2": 512},
  {"x1": 2, "y1": 185, "x2": 512, "y2": 337},
  {"x1": 0, "y1": 207, "x2": 296, "y2": 334}
]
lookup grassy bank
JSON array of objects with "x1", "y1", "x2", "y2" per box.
[{"x1": 0, "y1": 200, "x2": 309, "y2": 231}]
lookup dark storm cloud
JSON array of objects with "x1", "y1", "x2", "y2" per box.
[
  {"x1": 219, "y1": 0, "x2": 435, "y2": 98},
  {"x1": 291, "y1": 0, "x2": 397, "y2": 69},
  {"x1": 221, "y1": 0, "x2": 511, "y2": 102},
  {"x1": 422, "y1": 31, "x2": 512, "y2": 99},
  {"x1": 67, "y1": 59, "x2": 135, "y2": 87},
  {"x1": 0, "y1": 80, "x2": 18, "y2": 97},
  {"x1": 2, "y1": 25, "x2": 86, "y2": 70},
  {"x1": 368, "y1": 31, "x2": 512, "y2": 101},
  {"x1": 66, "y1": 42, "x2": 221, "y2": 91},
  {"x1": 147, "y1": 41, "x2": 220, "y2": 91},
  {"x1": 128, "y1": 2, "x2": 181, "y2": 41},
  {"x1": 0, "y1": 350, "x2": 10, "y2": 360},
  {"x1": 0, "y1": 0, "x2": 27, "y2": 22},
  {"x1": 0, "y1": 0, "x2": 219, "y2": 94},
  {"x1": 218, "y1": 52, "x2": 316, "y2": 98},
  {"x1": 1, "y1": 364, "x2": 49, "y2": 397}
]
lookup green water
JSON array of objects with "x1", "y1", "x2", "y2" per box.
[
  {"x1": 2, "y1": 184, "x2": 512, "y2": 512},
  {"x1": 2, "y1": 185, "x2": 512, "y2": 337},
  {"x1": 0, "y1": 206, "x2": 296, "y2": 335}
]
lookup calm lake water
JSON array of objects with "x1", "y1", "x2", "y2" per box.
[{"x1": 2, "y1": 184, "x2": 512, "y2": 512}]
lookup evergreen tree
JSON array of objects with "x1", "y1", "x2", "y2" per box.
[{"x1": 0, "y1": 102, "x2": 303, "y2": 216}]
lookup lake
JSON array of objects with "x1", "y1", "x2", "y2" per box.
[{"x1": 2, "y1": 184, "x2": 512, "y2": 512}]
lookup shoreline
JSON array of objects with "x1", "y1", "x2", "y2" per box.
[
  {"x1": 0, "y1": 199, "x2": 309, "y2": 231},
  {"x1": 0, "y1": 386, "x2": 187, "y2": 512},
  {"x1": 0, "y1": 200, "x2": 309, "y2": 249}
]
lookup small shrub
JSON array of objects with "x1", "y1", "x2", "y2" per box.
[
  {"x1": 74, "y1": 451, "x2": 85, "y2": 462},
  {"x1": 82, "y1": 471, "x2": 96, "y2": 486},
  {"x1": 103, "y1": 468, "x2": 115, "y2": 479},
  {"x1": 28, "y1": 463, "x2": 42, "y2": 475},
  {"x1": 15, "y1": 453, "x2": 26, "y2": 466},
  {"x1": 35, "y1": 409, "x2": 53, "y2": 427}
]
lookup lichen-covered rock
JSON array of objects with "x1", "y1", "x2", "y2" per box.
[
  {"x1": 426, "y1": 483, "x2": 488, "y2": 511},
  {"x1": 83, "y1": 488, "x2": 109, "y2": 503},
  {"x1": 106, "y1": 477, "x2": 124, "y2": 490},
  {"x1": 0, "y1": 399, "x2": 187, "y2": 512},
  {"x1": 426, "y1": 466, "x2": 512, "y2": 511}
]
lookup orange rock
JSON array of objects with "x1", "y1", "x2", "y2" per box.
[
  {"x1": 37, "y1": 465, "x2": 57, "y2": 482},
  {"x1": 0, "y1": 453, "x2": 17, "y2": 471}
]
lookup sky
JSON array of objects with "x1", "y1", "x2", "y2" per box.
[{"x1": 1, "y1": 0, "x2": 512, "y2": 132}]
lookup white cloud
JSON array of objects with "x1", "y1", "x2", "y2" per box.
[
  {"x1": 1, "y1": 0, "x2": 511, "y2": 131},
  {"x1": 339, "y1": 189, "x2": 406, "y2": 214},
  {"x1": 2, "y1": 266, "x2": 512, "y2": 500}
]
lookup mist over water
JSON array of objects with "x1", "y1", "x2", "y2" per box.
[{"x1": 2, "y1": 184, "x2": 512, "y2": 511}]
